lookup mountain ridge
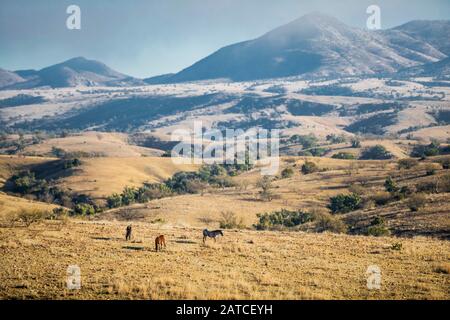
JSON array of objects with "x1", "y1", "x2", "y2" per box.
[
  {"x1": 0, "y1": 57, "x2": 144, "y2": 90},
  {"x1": 1, "y1": 13, "x2": 449, "y2": 88}
]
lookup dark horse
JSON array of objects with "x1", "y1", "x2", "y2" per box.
[
  {"x1": 125, "y1": 225, "x2": 132, "y2": 241},
  {"x1": 155, "y1": 235, "x2": 166, "y2": 252},
  {"x1": 203, "y1": 229, "x2": 223, "y2": 243}
]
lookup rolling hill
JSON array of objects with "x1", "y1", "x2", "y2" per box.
[{"x1": 0, "y1": 57, "x2": 144, "y2": 89}]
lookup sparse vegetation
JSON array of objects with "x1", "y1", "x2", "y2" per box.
[
  {"x1": 359, "y1": 145, "x2": 393, "y2": 160},
  {"x1": 301, "y1": 161, "x2": 319, "y2": 174},
  {"x1": 398, "y1": 158, "x2": 418, "y2": 170},
  {"x1": 280, "y1": 167, "x2": 294, "y2": 178},
  {"x1": 311, "y1": 210, "x2": 348, "y2": 234},
  {"x1": 254, "y1": 209, "x2": 313, "y2": 230},
  {"x1": 329, "y1": 193, "x2": 362, "y2": 214},
  {"x1": 366, "y1": 216, "x2": 390, "y2": 237},
  {"x1": 257, "y1": 176, "x2": 275, "y2": 202},
  {"x1": 407, "y1": 193, "x2": 427, "y2": 212},
  {"x1": 219, "y1": 211, "x2": 245, "y2": 229},
  {"x1": 6, "y1": 208, "x2": 52, "y2": 227},
  {"x1": 332, "y1": 152, "x2": 355, "y2": 160}
]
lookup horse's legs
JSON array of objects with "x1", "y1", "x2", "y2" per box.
[
  {"x1": 214, "y1": 236, "x2": 216, "y2": 242},
  {"x1": 203, "y1": 236, "x2": 206, "y2": 244}
]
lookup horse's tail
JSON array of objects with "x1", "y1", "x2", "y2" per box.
[{"x1": 155, "y1": 237, "x2": 158, "y2": 252}]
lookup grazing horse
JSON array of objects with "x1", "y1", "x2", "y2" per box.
[
  {"x1": 155, "y1": 235, "x2": 166, "y2": 252},
  {"x1": 203, "y1": 229, "x2": 223, "y2": 243},
  {"x1": 125, "y1": 225, "x2": 132, "y2": 241}
]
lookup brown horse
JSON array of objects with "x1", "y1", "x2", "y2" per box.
[{"x1": 155, "y1": 235, "x2": 166, "y2": 252}]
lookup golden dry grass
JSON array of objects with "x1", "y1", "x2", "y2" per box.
[
  {"x1": 0, "y1": 192, "x2": 58, "y2": 219},
  {"x1": 0, "y1": 155, "x2": 199, "y2": 203},
  {"x1": 58, "y1": 157, "x2": 199, "y2": 201},
  {"x1": 21, "y1": 131, "x2": 163, "y2": 157},
  {"x1": 0, "y1": 220, "x2": 448, "y2": 300},
  {"x1": 0, "y1": 155, "x2": 55, "y2": 187}
]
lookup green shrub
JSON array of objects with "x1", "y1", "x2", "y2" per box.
[
  {"x1": 329, "y1": 193, "x2": 362, "y2": 214},
  {"x1": 384, "y1": 176, "x2": 398, "y2": 193},
  {"x1": 136, "y1": 183, "x2": 172, "y2": 202},
  {"x1": 299, "y1": 147, "x2": 328, "y2": 157},
  {"x1": 281, "y1": 167, "x2": 294, "y2": 179},
  {"x1": 107, "y1": 193, "x2": 122, "y2": 208},
  {"x1": 366, "y1": 216, "x2": 390, "y2": 236},
  {"x1": 10, "y1": 171, "x2": 38, "y2": 194},
  {"x1": 332, "y1": 152, "x2": 355, "y2": 160},
  {"x1": 351, "y1": 138, "x2": 361, "y2": 148},
  {"x1": 359, "y1": 145, "x2": 392, "y2": 160},
  {"x1": 73, "y1": 203, "x2": 96, "y2": 216},
  {"x1": 63, "y1": 158, "x2": 82, "y2": 169},
  {"x1": 254, "y1": 209, "x2": 313, "y2": 230},
  {"x1": 425, "y1": 164, "x2": 437, "y2": 176},
  {"x1": 411, "y1": 142, "x2": 440, "y2": 158},
  {"x1": 165, "y1": 171, "x2": 199, "y2": 194},
  {"x1": 326, "y1": 134, "x2": 346, "y2": 144},
  {"x1": 367, "y1": 224, "x2": 390, "y2": 236},
  {"x1": 121, "y1": 186, "x2": 138, "y2": 205},
  {"x1": 391, "y1": 242, "x2": 403, "y2": 251},
  {"x1": 289, "y1": 134, "x2": 318, "y2": 149},
  {"x1": 370, "y1": 216, "x2": 385, "y2": 226},
  {"x1": 301, "y1": 161, "x2": 318, "y2": 174}
]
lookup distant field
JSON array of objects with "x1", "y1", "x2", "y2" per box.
[{"x1": 22, "y1": 131, "x2": 164, "y2": 158}]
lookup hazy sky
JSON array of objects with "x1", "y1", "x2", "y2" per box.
[{"x1": 1, "y1": 0, "x2": 449, "y2": 78}]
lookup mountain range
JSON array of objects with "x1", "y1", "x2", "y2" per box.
[
  {"x1": 0, "y1": 57, "x2": 145, "y2": 90},
  {"x1": 1, "y1": 13, "x2": 449, "y2": 89}
]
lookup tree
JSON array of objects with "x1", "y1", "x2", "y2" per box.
[
  {"x1": 351, "y1": 138, "x2": 361, "y2": 148},
  {"x1": 301, "y1": 161, "x2": 318, "y2": 174},
  {"x1": 384, "y1": 176, "x2": 398, "y2": 193},
  {"x1": 359, "y1": 145, "x2": 392, "y2": 160},
  {"x1": 107, "y1": 193, "x2": 122, "y2": 208},
  {"x1": 257, "y1": 176, "x2": 274, "y2": 202},
  {"x1": 329, "y1": 193, "x2": 362, "y2": 214},
  {"x1": 121, "y1": 186, "x2": 137, "y2": 205},
  {"x1": 73, "y1": 203, "x2": 95, "y2": 215},
  {"x1": 281, "y1": 167, "x2": 294, "y2": 179}
]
